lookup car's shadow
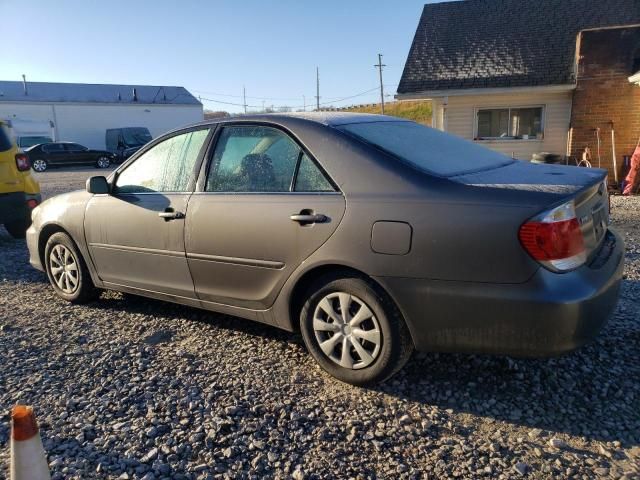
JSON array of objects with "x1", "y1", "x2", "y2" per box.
[{"x1": 86, "y1": 281, "x2": 640, "y2": 449}]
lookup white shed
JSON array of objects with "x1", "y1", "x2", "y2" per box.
[{"x1": 0, "y1": 80, "x2": 203, "y2": 150}]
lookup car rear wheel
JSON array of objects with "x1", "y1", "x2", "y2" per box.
[
  {"x1": 32, "y1": 159, "x2": 48, "y2": 172},
  {"x1": 44, "y1": 232, "x2": 99, "y2": 303},
  {"x1": 96, "y1": 156, "x2": 111, "y2": 169},
  {"x1": 300, "y1": 273, "x2": 413, "y2": 386},
  {"x1": 4, "y1": 218, "x2": 30, "y2": 239}
]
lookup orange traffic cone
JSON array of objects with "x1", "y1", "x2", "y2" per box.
[{"x1": 10, "y1": 405, "x2": 51, "y2": 480}]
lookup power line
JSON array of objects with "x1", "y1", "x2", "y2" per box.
[{"x1": 198, "y1": 85, "x2": 397, "y2": 111}]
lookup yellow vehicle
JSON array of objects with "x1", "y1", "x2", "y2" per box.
[{"x1": 0, "y1": 120, "x2": 41, "y2": 238}]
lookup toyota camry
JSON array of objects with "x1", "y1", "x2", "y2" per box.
[{"x1": 26, "y1": 113, "x2": 624, "y2": 385}]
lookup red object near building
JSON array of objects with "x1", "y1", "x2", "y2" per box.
[{"x1": 623, "y1": 145, "x2": 640, "y2": 195}]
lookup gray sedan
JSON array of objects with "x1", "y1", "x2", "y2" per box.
[{"x1": 26, "y1": 113, "x2": 624, "y2": 385}]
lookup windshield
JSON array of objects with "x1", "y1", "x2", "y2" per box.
[
  {"x1": 19, "y1": 136, "x2": 53, "y2": 148},
  {"x1": 122, "y1": 128, "x2": 152, "y2": 146},
  {"x1": 337, "y1": 121, "x2": 514, "y2": 177}
]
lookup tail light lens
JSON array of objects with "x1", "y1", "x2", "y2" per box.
[
  {"x1": 519, "y1": 201, "x2": 586, "y2": 272},
  {"x1": 15, "y1": 153, "x2": 31, "y2": 171}
]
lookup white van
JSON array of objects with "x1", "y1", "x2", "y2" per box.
[{"x1": 5, "y1": 119, "x2": 55, "y2": 149}]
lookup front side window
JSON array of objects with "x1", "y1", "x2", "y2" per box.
[
  {"x1": 44, "y1": 144, "x2": 64, "y2": 152},
  {"x1": 207, "y1": 126, "x2": 300, "y2": 192},
  {"x1": 476, "y1": 107, "x2": 543, "y2": 140},
  {"x1": 115, "y1": 129, "x2": 209, "y2": 193}
]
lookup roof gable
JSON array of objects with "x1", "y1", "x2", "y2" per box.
[
  {"x1": 0, "y1": 81, "x2": 201, "y2": 105},
  {"x1": 398, "y1": 0, "x2": 640, "y2": 94}
]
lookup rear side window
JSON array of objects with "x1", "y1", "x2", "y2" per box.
[
  {"x1": 0, "y1": 125, "x2": 13, "y2": 152},
  {"x1": 206, "y1": 126, "x2": 300, "y2": 192},
  {"x1": 337, "y1": 121, "x2": 514, "y2": 177},
  {"x1": 294, "y1": 154, "x2": 334, "y2": 192}
]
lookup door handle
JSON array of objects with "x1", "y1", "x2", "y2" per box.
[
  {"x1": 158, "y1": 210, "x2": 185, "y2": 220},
  {"x1": 290, "y1": 213, "x2": 327, "y2": 224}
]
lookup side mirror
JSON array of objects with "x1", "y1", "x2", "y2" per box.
[{"x1": 86, "y1": 176, "x2": 110, "y2": 194}]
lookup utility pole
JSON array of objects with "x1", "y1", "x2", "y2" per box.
[
  {"x1": 303, "y1": 95, "x2": 306, "y2": 112},
  {"x1": 243, "y1": 86, "x2": 247, "y2": 114},
  {"x1": 315, "y1": 67, "x2": 320, "y2": 111},
  {"x1": 374, "y1": 53, "x2": 386, "y2": 114}
]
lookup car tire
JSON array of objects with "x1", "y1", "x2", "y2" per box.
[
  {"x1": 32, "y1": 159, "x2": 48, "y2": 172},
  {"x1": 96, "y1": 156, "x2": 111, "y2": 169},
  {"x1": 299, "y1": 273, "x2": 413, "y2": 386},
  {"x1": 4, "y1": 218, "x2": 30, "y2": 239},
  {"x1": 44, "y1": 232, "x2": 99, "y2": 303}
]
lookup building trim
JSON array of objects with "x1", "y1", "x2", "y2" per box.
[
  {"x1": 395, "y1": 84, "x2": 576, "y2": 101},
  {"x1": 0, "y1": 100, "x2": 202, "y2": 108}
]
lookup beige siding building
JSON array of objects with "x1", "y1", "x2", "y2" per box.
[{"x1": 396, "y1": 0, "x2": 640, "y2": 169}]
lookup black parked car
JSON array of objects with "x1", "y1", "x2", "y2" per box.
[{"x1": 25, "y1": 142, "x2": 115, "y2": 172}]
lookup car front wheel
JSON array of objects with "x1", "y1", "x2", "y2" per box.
[
  {"x1": 96, "y1": 156, "x2": 111, "y2": 169},
  {"x1": 300, "y1": 273, "x2": 413, "y2": 386},
  {"x1": 32, "y1": 159, "x2": 48, "y2": 172},
  {"x1": 44, "y1": 232, "x2": 99, "y2": 303}
]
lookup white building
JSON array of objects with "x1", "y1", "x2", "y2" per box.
[{"x1": 0, "y1": 80, "x2": 203, "y2": 149}]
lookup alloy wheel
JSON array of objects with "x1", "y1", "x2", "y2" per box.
[
  {"x1": 97, "y1": 157, "x2": 110, "y2": 168},
  {"x1": 32, "y1": 159, "x2": 47, "y2": 172},
  {"x1": 49, "y1": 244, "x2": 79, "y2": 294},
  {"x1": 312, "y1": 292, "x2": 382, "y2": 369}
]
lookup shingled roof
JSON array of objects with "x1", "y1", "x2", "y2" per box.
[
  {"x1": 0, "y1": 81, "x2": 201, "y2": 105},
  {"x1": 398, "y1": 0, "x2": 640, "y2": 95}
]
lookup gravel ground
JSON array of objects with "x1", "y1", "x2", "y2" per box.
[{"x1": 1, "y1": 168, "x2": 639, "y2": 479}]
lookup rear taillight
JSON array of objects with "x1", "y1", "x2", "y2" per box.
[
  {"x1": 26, "y1": 199, "x2": 39, "y2": 209},
  {"x1": 15, "y1": 153, "x2": 30, "y2": 171},
  {"x1": 518, "y1": 201, "x2": 586, "y2": 272}
]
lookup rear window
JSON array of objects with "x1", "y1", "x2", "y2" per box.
[
  {"x1": 0, "y1": 125, "x2": 13, "y2": 152},
  {"x1": 337, "y1": 121, "x2": 514, "y2": 177}
]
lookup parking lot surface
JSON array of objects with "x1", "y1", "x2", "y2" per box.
[{"x1": 1, "y1": 167, "x2": 639, "y2": 479}]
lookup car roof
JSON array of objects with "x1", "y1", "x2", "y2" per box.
[{"x1": 191, "y1": 112, "x2": 411, "y2": 128}]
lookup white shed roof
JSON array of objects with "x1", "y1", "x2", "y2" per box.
[{"x1": 0, "y1": 81, "x2": 201, "y2": 105}]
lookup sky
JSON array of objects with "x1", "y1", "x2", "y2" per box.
[{"x1": 1, "y1": 0, "x2": 444, "y2": 113}]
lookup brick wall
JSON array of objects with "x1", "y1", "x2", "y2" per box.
[{"x1": 569, "y1": 27, "x2": 640, "y2": 183}]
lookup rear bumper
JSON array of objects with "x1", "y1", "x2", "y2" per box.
[
  {"x1": 375, "y1": 228, "x2": 624, "y2": 357},
  {"x1": 0, "y1": 192, "x2": 41, "y2": 224}
]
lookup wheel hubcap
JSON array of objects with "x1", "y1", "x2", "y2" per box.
[
  {"x1": 49, "y1": 245, "x2": 79, "y2": 294},
  {"x1": 33, "y1": 160, "x2": 46, "y2": 171},
  {"x1": 313, "y1": 292, "x2": 382, "y2": 369},
  {"x1": 98, "y1": 157, "x2": 109, "y2": 168}
]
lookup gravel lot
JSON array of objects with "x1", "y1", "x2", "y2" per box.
[{"x1": 1, "y1": 168, "x2": 639, "y2": 479}]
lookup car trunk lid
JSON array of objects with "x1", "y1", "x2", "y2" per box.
[{"x1": 451, "y1": 160, "x2": 609, "y2": 262}]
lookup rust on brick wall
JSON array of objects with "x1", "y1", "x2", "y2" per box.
[{"x1": 569, "y1": 27, "x2": 640, "y2": 182}]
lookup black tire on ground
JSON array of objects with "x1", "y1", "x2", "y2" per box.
[
  {"x1": 4, "y1": 218, "x2": 30, "y2": 239},
  {"x1": 299, "y1": 273, "x2": 413, "y2": 386},
  {"x1": 44, "y1": 232, "x2": 99, "y2": 303}
]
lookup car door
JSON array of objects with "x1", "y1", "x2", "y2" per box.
[
  {"x1": 63, "y1": 143, "x2": 84, "y2": 165},
  {"x1": 84, "y1": 127, "x2": 211, "y2": 298},
  {"x1": 44, "y1": 143, "x2": 66, "y2": 165},
  {"x1": 185, "y1": 124, "x2": 346, "y2": 310}
]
